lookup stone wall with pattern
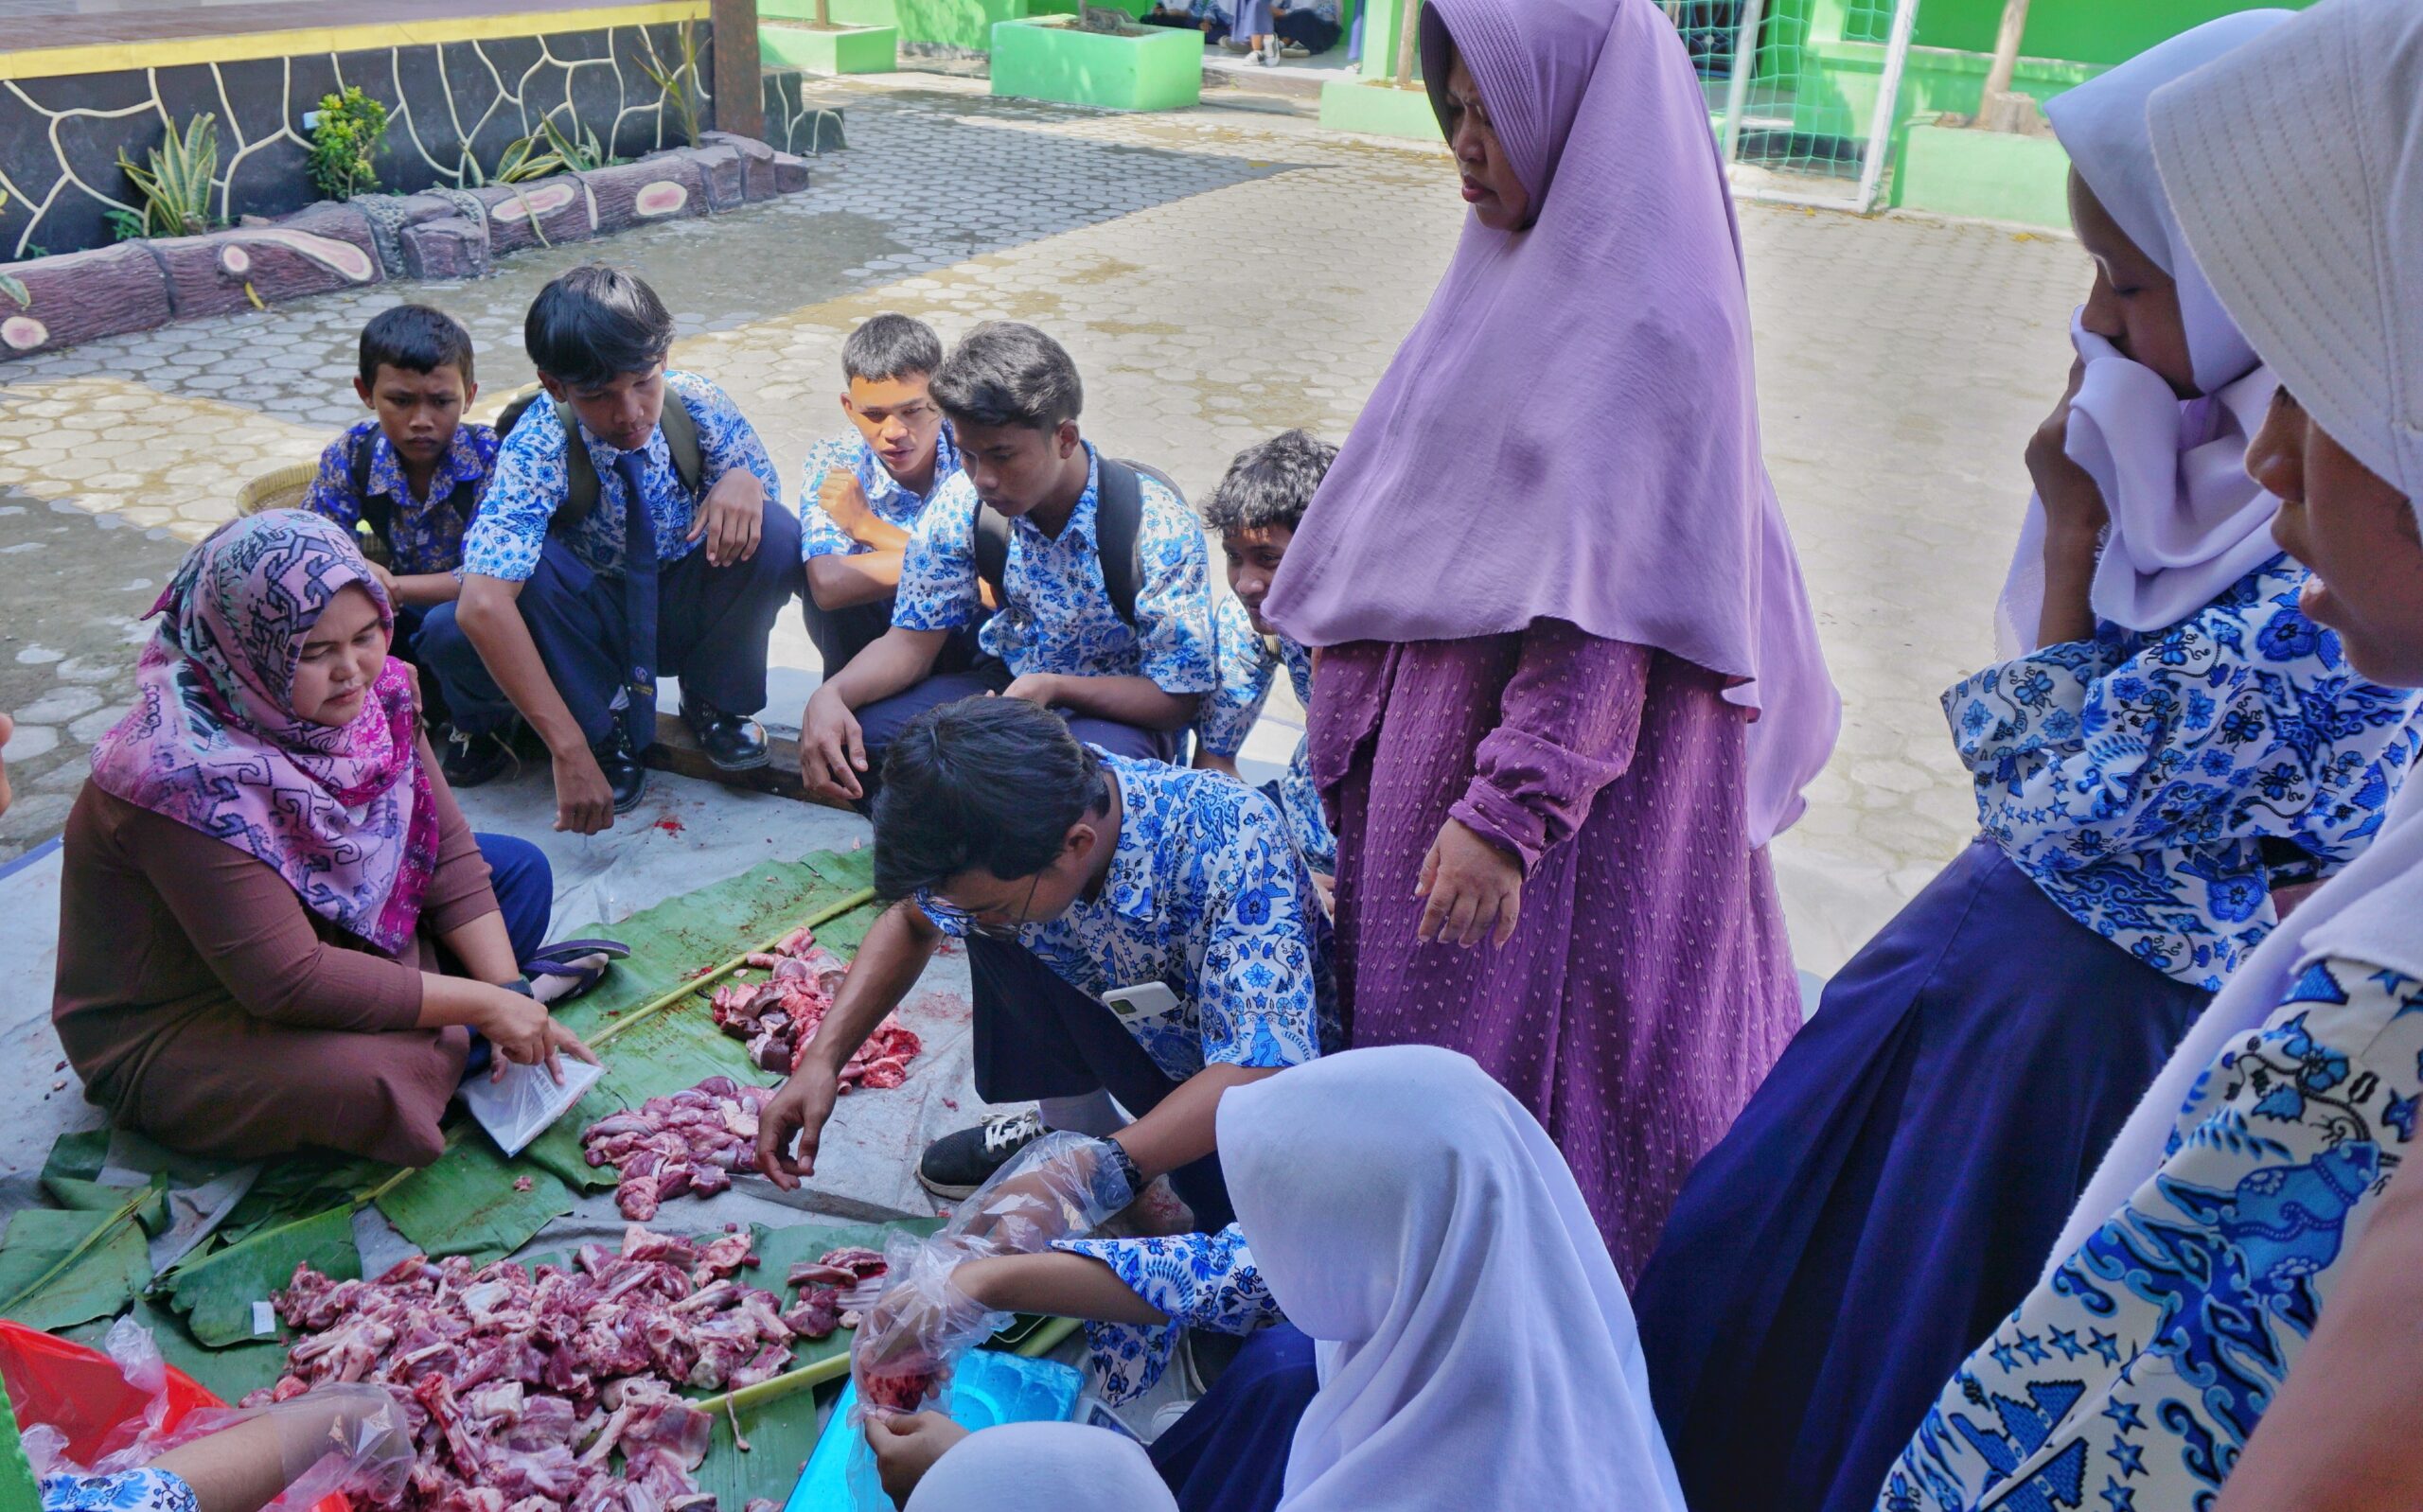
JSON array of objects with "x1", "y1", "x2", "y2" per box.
[{"x1": 0, "y1": 20, "x2": 839, "y2": 263}]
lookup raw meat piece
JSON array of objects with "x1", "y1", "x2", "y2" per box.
[
  {"x1": 783, "y1": 1288, "x2": 841, "y2": 1340},
  {"x1": 268, "y1": 1222, "x2": 784, "y2": 1512},
  {"x1": 861, "y1": 1365, "x2": 941, "y2": 1415}
]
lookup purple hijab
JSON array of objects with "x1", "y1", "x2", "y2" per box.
[
  {"x1": 1262, "y1": 0, "x2": 1838, "y2": 845},
  {"x1": 89, "y1": 509, "x2": 439, "y2": 954}
]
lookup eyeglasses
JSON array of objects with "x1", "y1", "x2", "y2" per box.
[{"x1": 923, "y1": 874, "x2": 1041, "y2": 940}]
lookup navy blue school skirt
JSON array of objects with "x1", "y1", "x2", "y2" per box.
[
  {"x1": 1150, "y1": 1325, "x2": 1319, "y2": 1512},
  {"x1": 1634, "y1": 838, "x2": 2208, "y2": 1512}
]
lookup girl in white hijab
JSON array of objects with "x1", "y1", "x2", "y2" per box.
[
  {"x1": 1875, "y1": 3, "x2": 2423, "y2": 1508},
  {"x1": 881, "y1": 1046, "x2": 1688, "y2": 1512}
]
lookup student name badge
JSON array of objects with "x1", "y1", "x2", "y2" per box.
[{"x1": 1101, "y1": 980, "x2": 1187, "y2": 1034}]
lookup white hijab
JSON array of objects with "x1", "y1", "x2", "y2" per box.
[
  {"x1": 2048, "y1": 0, "x2": 2423, "y2": 1274},
  {"x1": 1992, "y1": 10, "x2": 2293, "y2": 657},
  {"x1": 1218, "y1": 1046, "x2": 1688, "y2": 1512},
  {"x1": 905, "y1": 1421, "x2": 1176, "y2": 1512}
]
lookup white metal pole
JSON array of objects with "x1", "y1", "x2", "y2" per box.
[
  {"x1": 1853, "y1": 0, "x2": 1921, "y2": 214},
  {"x1": 1719, "y1": 0, "x2": 1770, "y2": 167}
]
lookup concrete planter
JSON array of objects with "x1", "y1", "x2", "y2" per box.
[
  {"x1": 762, "y1": 0, "x2": 1024, "y2": 54},
  {"x1": 989, "y1": 17, "x2": 1202, "y2": 112},
  {"x1": 1318, "y1": 77, "x2": 1441, "y2": 142},
  {"x1": 1893, "y1": 121, "x2": 2073, "y2": 229},
  {"x1": 761, "y1": 18, "x2": 900, "y2": 72}
]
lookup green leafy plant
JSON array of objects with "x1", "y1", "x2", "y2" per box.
[
  {"x1": 638, "y1": 21, "x2": 704, "y2": 149},
  {"x1": 493, "y1": 111, "x2": 604, "y2": 185},
  {"x1": 115, "y1": 113, "x2": 220, "y2": 238},
  {"x1": 306, "y1": 84, "x2": 389, "y2": 201}
]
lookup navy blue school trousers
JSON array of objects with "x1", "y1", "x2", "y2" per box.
[
  {"x1": 418, "y1": 500, "x2": 801, "y2": 744},
  {"x1": 851, "y1": 661, "x2": 1179, "y2": 810}
]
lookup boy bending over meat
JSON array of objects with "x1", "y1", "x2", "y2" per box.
[{"x1": 755, "y1": 694, "x2": 1336, "y2": 1230}]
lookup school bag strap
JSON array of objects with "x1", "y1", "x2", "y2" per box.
[
  {"x1": 497, "y1": 381, "x2": 706, "y2": 536},
  {"x1": 345, "y1": 427, "x2": 395, "y2": 546},
  {"x1": 969, "y1": 456, "x2": 1175, "y2": 629}
]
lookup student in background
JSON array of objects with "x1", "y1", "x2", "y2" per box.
[
  {"x1": 302, "y1": 306, "x2": 496, "y2": 765},
  {"x1": 419, "y1": 265, "x2": 795, "y2": 830},
  {"x1": 1194, "y1": 431, "x2": 1336, "y2": 878},
  {"x1": 798, "y1": 313, "x2": 971, "y2": 678},
  {"x1": 796, "y1": 322, "x2": 1215, "y2": 808}
]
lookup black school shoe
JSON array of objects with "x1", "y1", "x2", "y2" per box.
[
  {"x1": 592, "y1": 727, "x2": 649, "y2": 814},
  {"x1": 683, "y1": 697, "x2": 770, "y2": 771},
  {"x1": 440, "y1": 725, "x2": 521, "y2": 789},
  {"x1": 917, "y1": 1108, "x2": 1047, "y2": 1200}
]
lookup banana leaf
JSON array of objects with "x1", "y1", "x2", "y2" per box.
[
  {"x1": 0, "y1": 1204, "x2": 152, "y2": 1331},
  {"x1": 41, "y1": 1129, "x2": 112, "y2": 1185},
  {"x1": 41, "y1": 1176, "x2": 171, "y2": 1239},
  {"x1": 216, "y1": 1151, "x2": 382, "y2": 1249},
  {"x1": 161, "y1": 1203, "x2": 360, "y2": 1348},
  {"x1": 378, "y1": 1140, "x2": 572, "y2": 1265}
]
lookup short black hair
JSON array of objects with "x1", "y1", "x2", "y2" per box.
[
  {"x1": 359, "y1": 304, "x2": 476, "y2": 388},
  {"x1": 871, "y1": 696, "x2": 1110, "y2": 903},
  {"x1": 843, "y1": 312, "x2": 944, "y2": 385},
  {"x1": 929, "y1": 322, "x2": 1083, "y2": 432},
  {"x1": 1202, "y1": 430, "x2": 1337, "y2": 536},
  {"x1": 523, "y1": 264, "x2": 675, "y2": 389}
]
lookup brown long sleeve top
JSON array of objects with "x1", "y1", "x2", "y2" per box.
[{"x1": 52, "y1": 745, "x2": 499, "y2": 1107}]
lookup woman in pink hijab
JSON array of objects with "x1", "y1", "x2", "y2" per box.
[{"x1": 1264, "y1": 0, "x2": 1838, "y2": 1281}]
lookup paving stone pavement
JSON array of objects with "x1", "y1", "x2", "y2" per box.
[{"x1": 0, "y1": 75, "x2": 2087, "y2": 966}]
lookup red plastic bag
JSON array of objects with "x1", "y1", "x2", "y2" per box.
[{"x1": 0, "y1": 1320, "x2": 350, "y2": 1512}]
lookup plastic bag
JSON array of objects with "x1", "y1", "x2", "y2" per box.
[
  {"x1": 460, "y1": 1055, "x2": 604, "y2": 1157},
  {"x1": 848, "y1": 1228, "x2": 1014, "y2": 1423},
  {"x1": 939, "y1": 1133, "x2": 1137, "y2": 1255},
  {"x1": 31, "y1": 1383, "x2": 413, "y2": 1511}
]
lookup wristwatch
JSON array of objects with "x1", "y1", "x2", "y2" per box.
[{"x1": 1097, "y1": 1137, "x2": 1145, "y2": 1206}]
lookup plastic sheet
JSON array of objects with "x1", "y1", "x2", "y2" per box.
[{"x1": 459, "y1": 1056, "x2": 606, "y2": 1157}]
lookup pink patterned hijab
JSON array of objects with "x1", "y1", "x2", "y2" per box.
[
  {"x1": 89, "y1": 509, "x2": 439, "y2": 954},
  {"x1": 1261, "y1": 0, "x2": 1838, "y2": 845}
]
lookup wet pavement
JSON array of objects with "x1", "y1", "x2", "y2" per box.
[{"x1": 0, "y1": 73, "x2": 2085, "y2": 962}]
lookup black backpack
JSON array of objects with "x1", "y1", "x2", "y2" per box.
[
  {"x1": 971, "y1": 458, "x2": 1179, "y2": 627},
  {"x1": 493, "y1": 385, "x2": 705, "y2": 534}
]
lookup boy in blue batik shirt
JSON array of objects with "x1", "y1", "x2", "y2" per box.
[
  {"x1": 303, "y1": 306, "x2": 497, "y2": 741},
  {"x1": 1193, "y1": 431, "x2": 1337, "y2": 877},
  {"x1": 798, "y1": 312, "x2": 970, "y2": 677},
  {"x1": 757, "y1": 695, "x2": 1335, "y2": 1232},
  {"x1": 418, "y1": 265, "x2": 795, "y2": 831},
  {"x1": 796, "y1": 321, "x2": 1215, "y2": 809}
]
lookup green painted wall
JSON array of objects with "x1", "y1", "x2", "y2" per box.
[
  {"x1": 762, "y1": 0, "x2": 1025, "y2": 51},
  {"x1": 1911, "y1": 0, "x2": 2317, "y2": 68}
]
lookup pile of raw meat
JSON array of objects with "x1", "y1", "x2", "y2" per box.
[
  {"x1": 709, "y1": 925, "x2": 922, "y2": 1086},
  {"x1": 581, "y1": 1078, "x2": 771, "y2": 1222},
  {"x1": 242, "y1": 1224, "x2": 877, "y2": 1512}
]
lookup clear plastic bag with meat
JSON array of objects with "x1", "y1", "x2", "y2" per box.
[
  {"x1": 847, "y1": 1227, "x2": 1013, "y2": 1423},
  {"x1": 28, "y1": 1381, "x2": 416, "y2": 1511},
  {"x1": 939, "y1": 1132, "x2": 1138, "y2": 1254}
]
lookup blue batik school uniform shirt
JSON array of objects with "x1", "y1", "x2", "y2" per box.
[
  {"x1": 921, "y1": 750, "x2": 1336, "y2": 1083},
  {"x1": 1198, "y1": 594, "x2": 1335, "y2": 873},
  {"x1": 890, "y1": 444, "x2": 1217, "y2": 694},
  {"x1": 1054, "y1": 1224, "x2": 1282, "y2": 1400},
  {"x1": 798, "y1": 425, "x2": 964, "y2": 561},
  {"x1": 1944, "y1": 553, "x2": 2423, "y2": 991},
  {"x1": 459, "y1": 371, "x2": 783, "y2": 582},
  {"x1": 302, "y1": 419, "x2": 499, "y2": 575}
]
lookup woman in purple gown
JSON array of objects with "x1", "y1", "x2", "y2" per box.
[{"x1": 1262, "y1": 0, "x2": 1839, "y2": 1280}]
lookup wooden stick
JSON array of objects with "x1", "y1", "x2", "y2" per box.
[
  {"x1": 588, "y1": 887, "x2": 877, "y2": 1052},
  {"x1": 1010, "y1": 1316, "x2": 1083, "y2": 1359}
]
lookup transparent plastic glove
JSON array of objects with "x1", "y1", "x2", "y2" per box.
[
  {"x1": 143, "y1": 1383, "x2": 416, "y2": 1509},
  {"x1": 849, "y1": 1232, "x2": 1014, "y2": 1423},
  {"x1": 940, "y1": 1132, "x2": 1137, "y2": 1255}
]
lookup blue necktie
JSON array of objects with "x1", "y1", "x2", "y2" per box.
[{"x1": 610, "y1": 449, "x2": 659, "y2": 751}]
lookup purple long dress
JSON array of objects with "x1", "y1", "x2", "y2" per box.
[{"x1": 1310, "y1": 618, "x2": 1800, "y2": 1280}]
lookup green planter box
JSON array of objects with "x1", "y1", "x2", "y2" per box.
[
  {"x1": 761, "y1": 19, "x2": 899, "y2": 72},
  {"x1": 1318, "y1": 76, "x2": 1440, "y2": 141},
  {"x1": 1892, "y1": 120, "x2": 2073, "y2": 228},
  {"x1": 762, "y1": 0, "x2": 1024, "y2": 53},
  {"x1": 989, "y1": 17, "x2": 1202, "y2": 111}
]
